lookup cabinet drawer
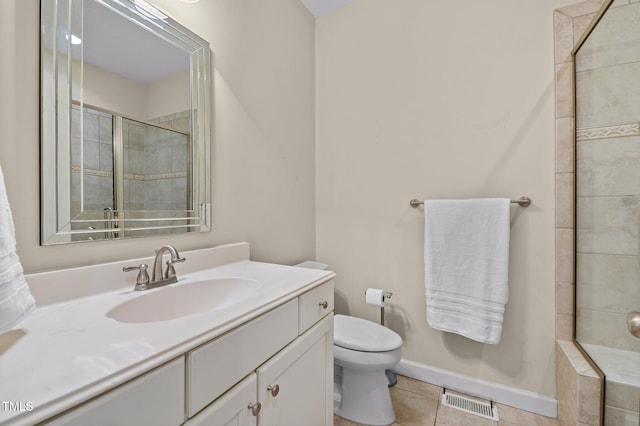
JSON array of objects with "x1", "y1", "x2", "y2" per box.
[
  {"x1": 187, "y1": 299, "x2": 298, "y2": 418},
  {"x1": 298, "y1": 280, "x2": 334, "y2": 334},
  {"x1": 47, "y1": 357, "x2": 185, "y2": 426}
]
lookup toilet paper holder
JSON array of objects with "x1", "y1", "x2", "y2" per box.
[{"x1": 364, "y1": 290, "x2": 393, "y2": 325}]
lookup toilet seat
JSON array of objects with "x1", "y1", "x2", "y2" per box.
[
  {"x1": 334, "y1": 344, "x2": 402, "y2": 371},
  {"x1": 334, "y1": 314, "x2": 402, "y2": 352}
]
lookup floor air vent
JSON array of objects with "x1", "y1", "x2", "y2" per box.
[{"x1": 441, "y1": 389, "x2": 499, "y2": 421}]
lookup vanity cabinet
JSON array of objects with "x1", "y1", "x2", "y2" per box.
[
  {"x1": 186, "y1": 315, "x2": 333, "y2": 426},
  {"x1": 187, "y1": 281, "x2": 334, "y2": 426},
  {"x1": 41, "y1": 280, "x2": 334, "y2": 426},
  {"x1": 187, "y1": 280, "x2": 334, "y2": 426}
]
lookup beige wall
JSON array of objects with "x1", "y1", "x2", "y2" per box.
[
  {"x1": 316, "y1": 0, "x2": 578, "y2": 397},
  {"x1": 82, "y1": 63, "x2": 190, "y2": 120},
  {"x1": 0, "y1": 0, "x2": 316, "y2": 273},
  {"x1": 145, "y1": 70, "x2": 190, "y2": 120},
  {"x1": 82, "y1": 62, "x2": 189, "y2": 120},
  {"x1": 82, "y1": 62, "x2": 147, "y2": 119}
]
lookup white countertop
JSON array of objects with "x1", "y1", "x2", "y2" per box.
[{"x1": 0, "y1": 243, "x2": 334, "y2": 425}]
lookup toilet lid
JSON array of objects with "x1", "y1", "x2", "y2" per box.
[{"x1": 334, "y1": 314, "x2": 402, "y2": 352}]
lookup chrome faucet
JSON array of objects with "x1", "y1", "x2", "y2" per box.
[
  {"x1": 152, "y1": 245, "x2": 186, "y2": 285},
  {"x1": 123, "y1": 245, "x2": 186, "y2": 291}
]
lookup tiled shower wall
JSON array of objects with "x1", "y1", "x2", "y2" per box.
[
  {"x1": 71, "y1": 108, "x2": 190, "y2": 214},
  {"x1": 70, "y1": 105, "x2": 115, "y2": 214},
  {"x1": 123, "y1": 111, "x2": 190, "y2": 212}
]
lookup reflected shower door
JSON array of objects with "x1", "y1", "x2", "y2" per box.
[
  {"x1": 121, "y1": 116, "x2": 191, "y2": 237},
  {"x1": 68, "y1": 106, "x2": 192, "y2": 240}
]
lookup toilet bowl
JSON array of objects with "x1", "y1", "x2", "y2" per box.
[{"x1": 333, "y1": 314, "x2": 403, "y2": 426}]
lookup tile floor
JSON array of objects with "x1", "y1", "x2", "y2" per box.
[{"x1": 333, "y1": 375, "x2": 559, "y2": 426}]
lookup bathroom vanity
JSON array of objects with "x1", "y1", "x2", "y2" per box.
[{"x1": 0, "y1": 243, "x2": 334, "y2": 425}]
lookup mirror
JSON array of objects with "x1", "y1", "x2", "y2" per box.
[{"x1": 40, "y1": 0, "x2": 211, "y2": 244}]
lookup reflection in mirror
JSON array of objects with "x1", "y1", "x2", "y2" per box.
[{"x1": 41, "y1": 0, "x2": 211, "y2": 244}]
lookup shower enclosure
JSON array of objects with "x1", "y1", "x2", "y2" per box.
[
  {"x1": 574, "y1": 1, "x2": 640, "y2": 424},
  {"x1": 70, "y1": 104, "x2": 191, "y2": 240}
]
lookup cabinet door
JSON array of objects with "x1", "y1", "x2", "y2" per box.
[
  {"x1": 257, "y1": 314, "x2": 333, "y2": 426},
  {"x1": 186, "y1": 374, "x2": 258, "y2": 426}
]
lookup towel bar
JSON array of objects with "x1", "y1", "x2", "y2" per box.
[{"x1": 409, "y1": 196, "x2": 531, "y2": 208}]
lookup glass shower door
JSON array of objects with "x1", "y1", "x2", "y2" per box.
[
  {"x1": 69, "y1": 106, "x2": 191, "y2": 240},
  {"x1": 120, "y1": 116, "x2": 191, "y2": 237},
  {"x1": 574, "y1": 1, "x2": 640, "y2": 424}
]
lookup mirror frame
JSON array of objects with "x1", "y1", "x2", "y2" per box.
[{"x1": 40, "y1": 0, "x2": 211, "y2": 244}]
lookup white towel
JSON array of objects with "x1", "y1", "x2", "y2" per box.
[
  {"x1": 424, "y1": 198, "x2": 510, "y2": 344},
  {"x1": 0, "y1": 164, "x2": 35, "y2": 334}
]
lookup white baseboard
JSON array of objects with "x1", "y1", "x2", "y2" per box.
[{"x1": 393, "y1": 359, "x2": 557, "y2": 419}]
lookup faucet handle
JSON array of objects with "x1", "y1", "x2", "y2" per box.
[
  {"x1": 165, "y1": 257, "x2": 186, "y2": 279},
  {"x1": 123, "y1": 263, "x2": 150, "y2": 290}
]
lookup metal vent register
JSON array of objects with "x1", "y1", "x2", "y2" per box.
[{"x1": 441, "y1": 390, "x2": 499, "y2": 421}]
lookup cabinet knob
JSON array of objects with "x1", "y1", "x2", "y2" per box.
[
  {"x1": 267, "y1": 384, "x2": 280, "y2": 397},
  {"x1": 318, "y1": 301, "x2": 329, "y2": 309},
  {"x1": 248, "y1": 402, "x2": 261, "y2": 416}
]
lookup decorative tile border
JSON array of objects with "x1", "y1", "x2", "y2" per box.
[
  {"x1": 124, "y1": 171, "x2": 187, "y2": 181},
  {"x1": 576, "y1": 122, "x2": 640, "y2": 140},
  {"x1": 71, "y1": 167, "x2": 186, "y2": 181},
  {"x1": 71, "y1": 166, "x2": 112, "y2": 177}
]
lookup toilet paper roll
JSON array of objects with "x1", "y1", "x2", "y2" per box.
[{"x1": 365, "y1": 288, "x2": 385, "y2": 307}]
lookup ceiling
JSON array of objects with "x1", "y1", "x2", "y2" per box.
[
  {"x1": 298, "y1": 0, "x2": 356, "y2": 17},
  {"x1": 82, "y1": 0, "x2": 190, "y2": 84}
]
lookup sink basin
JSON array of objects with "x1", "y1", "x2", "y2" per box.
[{"x1": 106, "y1": 278, "x2": 261, "y2": 323}]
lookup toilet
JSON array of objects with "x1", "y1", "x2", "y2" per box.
[
  {"x1": 293, "y1": 261, "x2": 403, "y2": 425},
  {"x1": 333, "y1": 314, "x2": 402, "y2": 425}
]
